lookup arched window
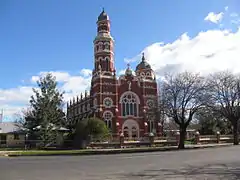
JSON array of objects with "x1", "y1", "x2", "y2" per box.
[
  {"x1": 98, "y1": 42, "x2": 103, "y2": 51},
  {"x1": 97, "y1": 57, "x2": 103, "y2": 62},
  {"x1": 87, "y1": 104, "x2": 90, "y2": 111},
  {"x1": 120, "y1": 92, "x2": 140, "y2": 117},
  {"x1": 104, "y1": 42, "x2": 110, "y2": 50},
  {"x1": 105, "y1": 57, "x2": 110, "y2": 71},
  {"x1": 103, "y1": 111, "x2": 113, "y2": 129}
]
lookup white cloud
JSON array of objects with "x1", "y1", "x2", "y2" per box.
[
  {"x1": 129, "y1": 27, "x2": 240, "y2": 77},
  {"x1": 0, "y1": 86, "x2": 32, "y2": 104},
  {"x1": 0, "y1": 70, "x2": 92, "y2": 121},
  {"x1": 80, "y1": 69, "x2": 92, "y2": 77},
  {"x1": 31, "y1": 71, "x2": 70, "y2": 83},
  {"x1": 118, "y1": 69, "x2": 126, "y2": 76},
  {"x1": 204, "y1": 12, "x2": 224, "y2": 24}
]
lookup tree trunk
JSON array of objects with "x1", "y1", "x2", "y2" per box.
[
  {"x1": 233, "y1": 120, "x2": 239, "y2": 145},
  {"x1": 178, "y1": 126, "x2": 187, "y2": 149}
]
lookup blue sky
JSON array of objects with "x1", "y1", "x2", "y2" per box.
[{"x1": 0, "y1": 0, "x2": 240, "y2": 121}]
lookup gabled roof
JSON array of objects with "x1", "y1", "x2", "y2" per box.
[
  {"x1": 34, "y1": 123, "x2": 69, "y2": 131},
  {"x1": 0, "y1": 122, "x2": 25, "y2": 134}
]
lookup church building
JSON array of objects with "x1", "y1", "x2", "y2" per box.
[{"x1": 67, "y1": 9, "x2": 162, "y2": 138}]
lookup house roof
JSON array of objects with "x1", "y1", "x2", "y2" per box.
[
  {"x1": 34, "y1": 124, "x2": 69, "y2": 131},
  {"x1": 0, "y1": 122, "x2": 25, "y2": 134}
]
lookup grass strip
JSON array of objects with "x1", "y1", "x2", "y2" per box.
[{"x1": 5, "y1": 143, "x2": 232, "y2": 157}]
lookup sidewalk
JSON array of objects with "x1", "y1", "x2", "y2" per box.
[{"x1": 0, "y1": 143, "x2": 233, "y2": 157}]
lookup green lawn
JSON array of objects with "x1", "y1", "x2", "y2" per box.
[
  {"x1": 185, "y1": 140, "x2": 194, "y2": 145},
  {"x1": 7, "y1": 149, "x2": 90, "y2": 156},
  {"x1": 0, "y1": 147, "x2": 27, "y2": 151},
  {"x1": 6, "y1": 146, "x2": 179, "y2": 156}
]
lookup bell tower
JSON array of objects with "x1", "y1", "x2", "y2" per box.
[
  {"x1": 93, "y1": 8, "x2": 115, "y2": 75},
  {"x1": 90, "y1": 9, "x2": 118, "y2": 135}
]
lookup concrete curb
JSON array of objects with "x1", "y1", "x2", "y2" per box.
[{"x1": 2, "y1": 143, "x2": 233, "y2": 157}]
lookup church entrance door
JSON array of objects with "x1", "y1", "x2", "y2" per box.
[{"x1": 122, "y1": 119, "x2": 139, "y2": 139}]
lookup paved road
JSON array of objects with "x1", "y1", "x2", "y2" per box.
[{"x1": 1, "y1": 146, "x2": 240, "y2": 180}]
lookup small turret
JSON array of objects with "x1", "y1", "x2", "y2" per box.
[
  {"x1": 125, "y1": 63, "x2": 133, "y2": 76},
  {"x1": 135, "y1": 52, "x2": 151, "y2": 71}
]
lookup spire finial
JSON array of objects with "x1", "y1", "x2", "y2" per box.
[
  {"x1": 127, "y1": 63, "x2": 130, "y2": 69},
  {"x1": 102, "y1": 7, "x2": 105, "y2": 12},
  {"x1": 142, "y1": 52, "x2": 145, "y2": 61}
]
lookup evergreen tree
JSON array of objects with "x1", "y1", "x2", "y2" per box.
[
  {"x1": 195, "y1": 107, "x2": 232, "y2": 135},
  {"x1": 26, "y1": 73, "x2": 66, "y2": 146}
]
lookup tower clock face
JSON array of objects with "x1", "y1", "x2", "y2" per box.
[{"x1": 103, "y1": 97, "x2": 113, "y2": 108}]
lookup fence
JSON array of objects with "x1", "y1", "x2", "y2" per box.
[
  {"x1": 89, "y1": 132, "x2": 235, "y2": 149},
  {"x1": 0, "y1": 140, "x2": 64, "y2": 149},
  {"x1": 0, "y1": 132, "x2": 236, "y2": 149}
]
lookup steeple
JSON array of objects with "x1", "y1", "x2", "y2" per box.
[
  {"x1": 93, "y1": 9, "x2": 115, "y2": 74},
  {"x1": 97, "y1": 8, "x2": 109, "y2": 22},
  {"x1": 135, "y1": 52, "x2": 151, "y2": 71},
  {"x1": 142, "y1": 53, "x2": 146, "y2": 62}
]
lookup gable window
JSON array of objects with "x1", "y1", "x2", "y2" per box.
[{"x1": 120, "y1": 92, "x2": 139, "y2": 117}]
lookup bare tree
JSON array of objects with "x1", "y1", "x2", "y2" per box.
[
  {"x1": 207, "y1": 71, "x2": 240, "y2": 145},
  {"x1": 14, "y1": 108, "x2": 34, "y2": 127},
  {"x1": 155, "y1": 84, "x2": 167, "y2": 136},
  {"x1": 161, "y1": 72, "x2": 208, "y2": 149}
]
